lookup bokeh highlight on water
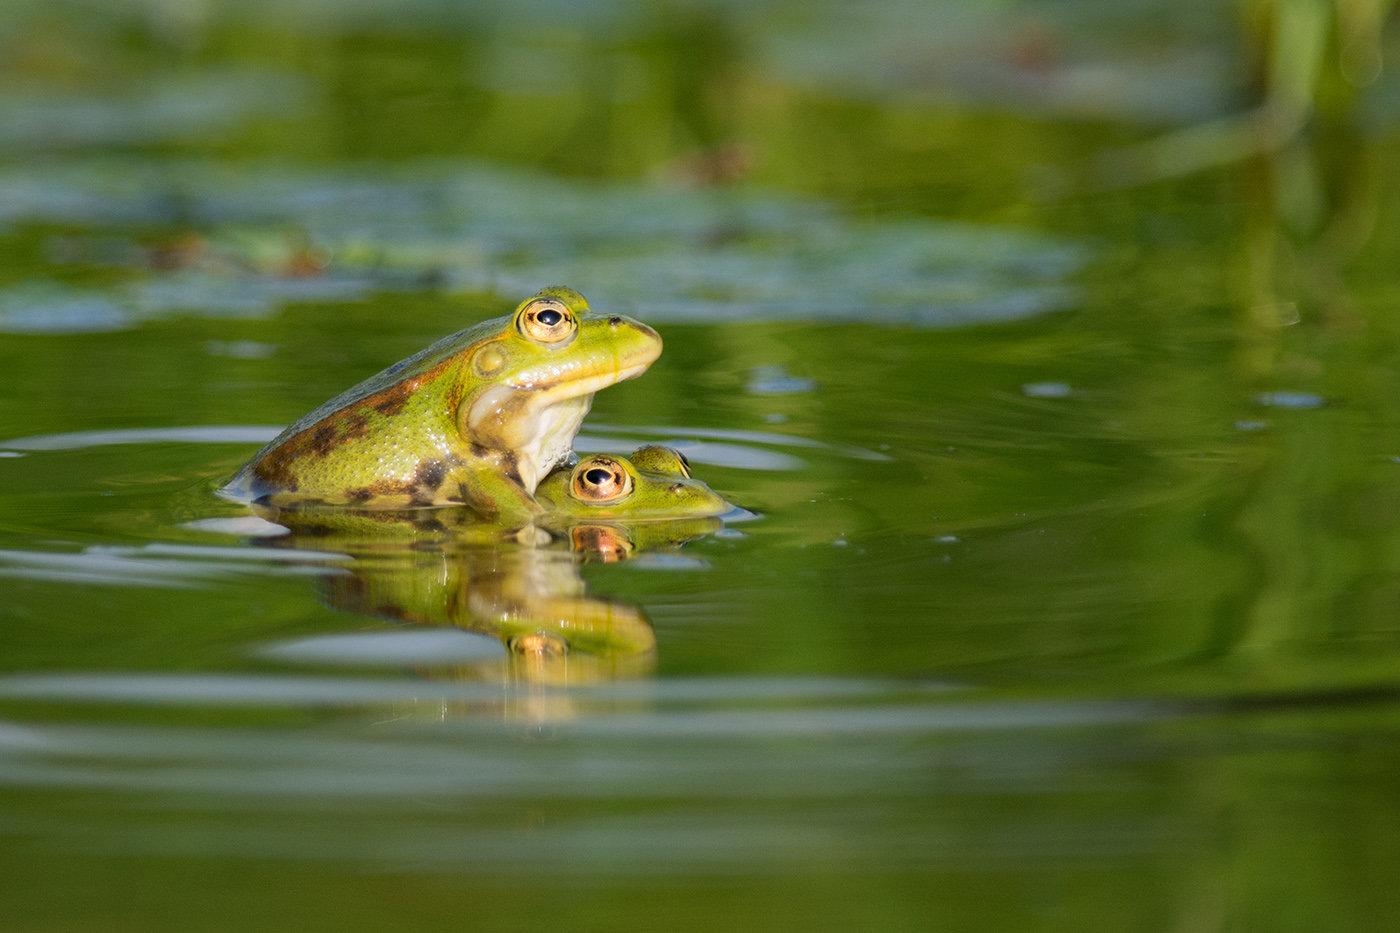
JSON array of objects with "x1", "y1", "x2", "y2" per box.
[{"x1": 5, "y1": 0, "x2": 1400, "y2": 929}]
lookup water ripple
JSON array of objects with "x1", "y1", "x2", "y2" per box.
[
  {"x1": 0, "y1": 547, "x2": 345, "y2": 588},
  {"x1": 0, "y1": 425, "x2": 281, "y2": 452}
]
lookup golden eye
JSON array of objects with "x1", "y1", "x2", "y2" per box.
[
  {"x1": 517, "y1": 299, "x2": 576, "y2": 344},
  {"x1": 570, "y1": 457, "x2": 633, "y2": 503}
]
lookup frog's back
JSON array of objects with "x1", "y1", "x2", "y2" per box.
[
  {"x1": 275, "y1": 318, "x2": 497, "y2": 441},
  {"x1": 222, "y1": 318, "x2": 499, "y2": 503}
]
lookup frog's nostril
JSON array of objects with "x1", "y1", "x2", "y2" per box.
[{"x1": 608, "y1": 316, "x2": 623, "y2": 326}]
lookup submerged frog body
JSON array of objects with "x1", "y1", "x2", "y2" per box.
[
  {"x1": 221, "y1": 287, "x2": 661, "y2": 519},
  {"x1": 535, "y1": 445, "x2": 731, "y2": 522}
]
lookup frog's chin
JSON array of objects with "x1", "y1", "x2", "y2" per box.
[
  {"x1": 458, "y1": 388, "x2": 586, "y2": 492},
  {"x1": 462, "y1": 348, "x2": 656, "y2": 489}
]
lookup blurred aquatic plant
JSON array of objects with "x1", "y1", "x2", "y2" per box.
[
  {"x1": 0, "y1": 272, "x2": 378, "y2": 333},
  {"x1": 0, "y1": 70, "x2": 311, "y2": 152},
  {"x1": 1094, "y1": 0, "x2": 1397, "y2": 185}
]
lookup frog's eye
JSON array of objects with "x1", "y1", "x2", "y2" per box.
[
  {"x1": 571, "y1": 457, "x2": 633, "y2": 503},
  {"x1": 518, "y1": 299, "x2": 576, "y2": 344}
]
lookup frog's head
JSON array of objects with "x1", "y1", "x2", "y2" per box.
[
  {"x1": 625, "y1": 444, "x2": 695, "y2": 478},
  {"x1": 535, "y1": 447, "x2": 732, "y2": 521},
  {"x1": 460, "y1": 287, "x2": 662, "y2": 490}
]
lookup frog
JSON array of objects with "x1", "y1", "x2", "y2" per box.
[
  {"x1": 220, "y1": 286, "x2": 662, "y2": 522},
  {"x1": 534, "y1": 445, "x2": 732, "y2": 522}
]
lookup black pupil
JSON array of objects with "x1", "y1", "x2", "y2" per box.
[
  {"x1": 584, "y1": 468, "x2": 614, "y2": 487},
  {"x1": 536, "y1": 308, "x2": 563, "y2": 327}
]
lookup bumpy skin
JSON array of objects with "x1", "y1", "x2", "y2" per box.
[
  {"x1": 534, "y1": 445, "x2": 732, "y2": 521},
  {"x1": 220, "y1": 287, "x2": 661, "y2": 520},
  {"x1": 625, "y1": 444, "x2": 696, "y2": 477}
]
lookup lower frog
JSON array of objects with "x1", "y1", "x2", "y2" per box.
[
  {"x1": 534, "y1": 445, "x2": 732, "y2": 521},
  {"x1": 221, "y1": 287, "x2": 661, "y2": 522}
]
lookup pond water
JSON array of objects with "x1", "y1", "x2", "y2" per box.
[{"x1": 5, "y1": 1, "x2": 1400, "y2": 929}]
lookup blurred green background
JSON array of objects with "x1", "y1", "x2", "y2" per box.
[{"x1": 4, "y1": 1, "x2": 1400, "y2": 930}]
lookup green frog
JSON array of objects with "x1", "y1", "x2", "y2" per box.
[
  {"x1": 221, "y1": 287, "x2": 661, "y2": 521},
  {"x1": 534, "y1": 445, "x2": 732, "y2": 521}
]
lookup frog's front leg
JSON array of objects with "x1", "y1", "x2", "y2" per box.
[{"x1": 446, "y1": 461, "x2": 546, "y2": 527}]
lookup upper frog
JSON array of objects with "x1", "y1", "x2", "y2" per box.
[
  {"x1": 535, "y1": 445, "x2": 732, "y2": 522},
  {"x1": 220, "y1": 287, "x2": 661, "y2": 520}
]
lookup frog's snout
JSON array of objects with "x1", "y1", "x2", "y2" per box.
[
  {"x1": 610, "y1": 314, "x2": 659, "y2": 339},
  {"x1": 622, "y1": 318, "x2": 662, "y2": 350}
]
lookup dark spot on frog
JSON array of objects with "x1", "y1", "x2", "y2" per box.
[
  {"x1": 310, "y1": 425, "x2": 336, "y2": 456},
  {"x1": 405, "y1": 459, "x2": 449, "y2": 507},
  {"x1": 342, "y1": 411, "x2": 371, "y2": 441},
  {"x1": 415, "y1": 459, "x2": 447, "y2": 490},
  {"x1": 373, "y1": 393, "x2": 408, "y2": 417},
  {"x1": 498, "y1": 451, "x2": 522, "y2": 486}
]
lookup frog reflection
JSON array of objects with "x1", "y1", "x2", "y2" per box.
[
  {"x1": 317, "y1": 539, "x2": 660, "y2": 685},
  {"x1": 250, "y1": 447, "x2": 732, "y2": 687}
]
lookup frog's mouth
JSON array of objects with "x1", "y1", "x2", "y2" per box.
[
  {"x1": 502, "y1": 325, "x2": 662, "y2": 406},
  {"x1": 525, "y1": 357, "x2": 655, "y2": 404}
]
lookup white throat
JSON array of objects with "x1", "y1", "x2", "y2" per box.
[{"x1": 516, "y1": 394, "x2": 592, "y2": 492}]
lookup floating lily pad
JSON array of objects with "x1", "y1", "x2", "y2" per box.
[{"x1": 6, "y1": 158, "x2": 1088, "y2": 330}]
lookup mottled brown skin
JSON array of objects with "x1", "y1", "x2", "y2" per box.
[{"x1": 220, "y1": 287, "x2": 661, "y2": 521}]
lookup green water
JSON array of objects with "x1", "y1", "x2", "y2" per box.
[{"x1": 5, "y1": 1, "x2": 1400, "y2": 929}]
